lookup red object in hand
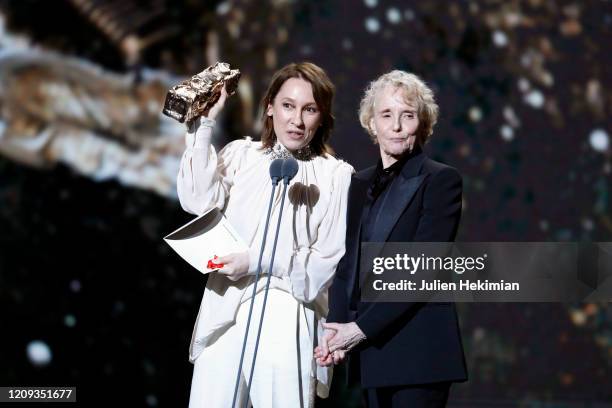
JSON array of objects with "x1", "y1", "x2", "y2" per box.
[{"x1": 207, "y1": 255, "x2": 225, "y2": 270}]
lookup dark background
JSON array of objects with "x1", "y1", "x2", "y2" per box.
[{"x1": 1, "y1": 0, "x2": 611, "y2": 407}]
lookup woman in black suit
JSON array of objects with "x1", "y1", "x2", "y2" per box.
[{"x1": 316, "y1": 70, "x2": 467, "y2": 408}]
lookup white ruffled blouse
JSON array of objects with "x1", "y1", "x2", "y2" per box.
[{"x1": 176, "y1": 122, "x2": 353, "y2": 397}]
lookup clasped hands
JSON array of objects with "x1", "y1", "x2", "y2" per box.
[{"x1": 314, "y1": 322, "x2": 366, "y2": 367}]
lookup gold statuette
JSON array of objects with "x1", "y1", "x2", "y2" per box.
[{"x1": 162, "y1": 62, "x2": 240, "y2": 124}]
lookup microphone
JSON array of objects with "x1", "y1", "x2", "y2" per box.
[
  {"x1": 281, "y1": 158, "x2": 298, "y2": 184},
  {"x1": 269, "y1": 158, "x2": 284, "y2": 186},
  {"x1": 231, "y1": 158, "x2": 285, "y2": 408}
]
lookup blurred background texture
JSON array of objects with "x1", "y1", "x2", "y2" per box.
[{"x1": 0, "y1": 0, "x2": 611, "y2": 406}]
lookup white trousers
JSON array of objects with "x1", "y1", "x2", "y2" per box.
[{"x1": 188, "y1": 288, "x2": 313, "y2": 408}]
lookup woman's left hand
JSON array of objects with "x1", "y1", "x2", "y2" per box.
[
  {"x1": 206, "y1": 85, "x2": 228, "y2": 121},
  {"x1": 321, "y1": 322, "x2": 366, "y2": 354},
  {"x1": 215, "y1": 251, "x2": 250, "y2": 281}
]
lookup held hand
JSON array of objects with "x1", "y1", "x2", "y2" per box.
[
  {"x1": 315, "y1": 347, "x2": 348, "y2": 367},
  {"x1": 322, "y1": 322, "x2": 366, "y2": 354},
  {"x1": 205, "y1": 85, "x2": 228, "y2": 121},
  {"x1": 315, "y1": 348, "x2": 347, "y2": 367},
  {"x1": 332, "y1": 349, "x2": 347, "y2": 365},
  {"x1": 216, "y1": 251, "x2": 249, "y2": 281},
  {"x1": 314, "y1": 329, "x2": 337, "y2": 367},
  {"x1": 315, "y1": 351, "x2": 334, "y2": 367}
]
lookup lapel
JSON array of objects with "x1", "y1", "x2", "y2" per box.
[{"x1": 368, "y1": 149, "x2": 427, "y2": 243}]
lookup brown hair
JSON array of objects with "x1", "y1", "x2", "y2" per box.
[{"x1": 260, "y1": 62, "x2": 335, "y2": 156}]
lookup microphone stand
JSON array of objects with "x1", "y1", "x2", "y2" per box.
[
  {"x1": 243, "y1": 159, "x2": 298, "y2": 408},
  {"x1": 230, "y1": 158, "x2": 284, "y2": 408}
]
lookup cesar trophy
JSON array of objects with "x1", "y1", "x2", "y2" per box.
[{"x1": 162, "y1": 62, "x2": 240, "y2": 125}]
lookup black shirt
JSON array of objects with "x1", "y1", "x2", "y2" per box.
[{"x1": 362, "y1": 150, "x2": 415, "y2": 242}]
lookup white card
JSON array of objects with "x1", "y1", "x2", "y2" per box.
[{"x1": 164, "y1": 207, "x2": 248, "y2": 274}]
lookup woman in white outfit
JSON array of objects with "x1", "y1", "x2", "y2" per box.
[{"x1": 177, "y1": 62, "x2": 353, "y2": 408}]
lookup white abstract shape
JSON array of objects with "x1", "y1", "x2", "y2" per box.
[
  {"x1": 589, "y1": 128, "x2": 609, "y2": 152},
  {"x1": 27, "y1": 340, "x2": 52, "y2": 367},
  {"x1": 503, "y1": 106, "x2": 521, "y2": 128},
  {"x1": 524, "y1": 89, "x2": 545, "y2": 109},
  {"x1": 517, "y1": 77, "x2": 530, "y2": 93},
  {"x1": 216, "y1": 2, "x2": 231, "y2": 15},
  {"x1": 492, "y1": 30, "x2": 508, "y2": 47},
  {"x1": 386, "y1": 8, "x2": 402, "y2": 24},
  {"x1": 468, "y1": 106, "x2": 482, "y2": 122},
  {"x1": 500, "y1": 125, "x2": 514, "y2": 141},
  {"x1": 365, "y1": 17, "x2": 380, "y2": 33}
]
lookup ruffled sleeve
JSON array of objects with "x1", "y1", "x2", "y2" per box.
[
  {"x1": 281, "y1": 161, "x2": 354, "y2": 303},
  {"x1": 176, "y1": 119, "x2": 250, "y2": 215}
]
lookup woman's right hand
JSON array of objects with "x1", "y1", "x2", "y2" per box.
[
  {"x1": 205, "y1": 85, "x2": 228, "y2": 121},
  {"x1": 215, "y1": 251, "x2": 249, "y2": 282}
]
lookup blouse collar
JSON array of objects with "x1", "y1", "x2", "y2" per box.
[{"x1": 264, "y1": 141, "x2": 314, "y2": 161}]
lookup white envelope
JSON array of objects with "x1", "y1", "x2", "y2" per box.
[{"x1": 164, "y1": 207, "x2": 248, "y2": 274}]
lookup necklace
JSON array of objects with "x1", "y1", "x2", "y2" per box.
[{"x1": 264, "y1": 142, "x2": 314, "y2": 161}]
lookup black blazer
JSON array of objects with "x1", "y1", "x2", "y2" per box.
[{"x1": 327, "y1": 148, "x2": 468, "y2": 388}]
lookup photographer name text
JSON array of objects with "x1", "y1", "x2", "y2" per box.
[{"x1": 372, "y1": 279, "x2": 520, "y2": 291}]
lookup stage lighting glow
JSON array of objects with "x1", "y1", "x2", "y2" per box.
[
  {"x1": 64, "y1": 314, "x2": 77, "y2": 328},
  {"x1": 365, "y1": 17, "x2": 380, "y2": 33},
  {"x1": 500, "y1": 125, "x2": 514, "y2": 142},
  {"x1": 524, "y1": 90, "x2": 544, "y2": 109},
  {"x1": 386, "y1": 8, "x2": 401, "y2": 24},
  {"x1": 26, "y1": 340, "x2": 52, "y2": 367},
  {"x1": 589, "y1": 129, "x2": 609, "y2": 153}
]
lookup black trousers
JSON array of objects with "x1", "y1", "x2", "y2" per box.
[{"x1": 365, "y1": 382, "x2": 451, "y2": 408}]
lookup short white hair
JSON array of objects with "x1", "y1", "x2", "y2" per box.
[{"x1": 358, "y1": 70, "x2": 439, "y2": 145}]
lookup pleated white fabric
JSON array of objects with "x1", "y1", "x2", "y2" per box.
[{"x1": 188, "y1": 289, "x2": 315, "y2": 408}]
